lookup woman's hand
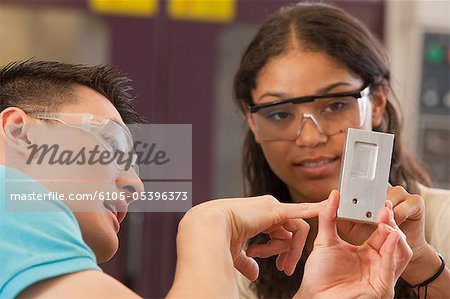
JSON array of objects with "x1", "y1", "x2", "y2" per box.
[
  {"x1": 384, "y1": 186, "x2": 447, "y2": 289},
  {"x1": 336, "y1": 186, "x2": 420, "y2": 245},
  {"x1": 295, "y1": 190, "x2": 412, "y2": 299},
  {"x1": 337, "y1": 185, "x2": 443, "y2": 287}
]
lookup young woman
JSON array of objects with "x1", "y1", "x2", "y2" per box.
[{"x1": 233, "y1": 3, "x2": 450, "y2": 298}]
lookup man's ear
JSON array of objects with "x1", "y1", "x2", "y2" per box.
[
  {"x1": 241, "y1": 102, "x2": 261, "y2": 144},
  {"x1": 0, "y1": 108, "x2": 35, "y2": 154},
  {"x1": 370, "y1": 84, "x2": 388, "y2": 128}
]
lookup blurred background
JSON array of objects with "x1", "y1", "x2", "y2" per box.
[{"x1": 0, "y1": 0, "x2": 448, "y2": 297}]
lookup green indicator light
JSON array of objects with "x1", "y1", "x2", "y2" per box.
[{"x1": 425, "y1": 43, "x2": 444, "y2": 65}]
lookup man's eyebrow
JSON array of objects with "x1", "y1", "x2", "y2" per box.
[
  {"x1": 107, "y1": 117, "x2": 133, "y2": 134},
  {"x1": 107, "y1": 117, "x2": 123, "y2": 124},
  {"x1": 258, "y1": 82, "x2": 353, "y2": 101}
]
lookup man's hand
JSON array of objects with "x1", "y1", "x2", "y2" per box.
[
  {"x1": 168, "y1": 195, "x2": 324, "y2": 298},
  {"x1": 182, "y1": 195, "x2": 324, "y2": 280}
]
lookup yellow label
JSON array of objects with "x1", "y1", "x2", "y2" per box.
[
  {"x1": 168, "y1": 0, "x2": 235, "y2": 23},
  {"x1": 90, "y1": 0, "x2": 158, "y2": 17}
]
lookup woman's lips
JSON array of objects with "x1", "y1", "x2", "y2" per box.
[{"x1": 293, "y1": 156, "x2": 340, "y2": 177}]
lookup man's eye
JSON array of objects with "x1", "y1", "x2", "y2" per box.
[
  {"x1": 110, "y1": 140, "x2": 120, "y2": 151},
  {"x1": 102, "y1": 136, "x2": 119, "y2": 151}
]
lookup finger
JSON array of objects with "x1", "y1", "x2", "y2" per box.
[
  {"x1": 393, "y1": 234, "x2": 413, "y2": 279},
  {"x1": 276, "y1": 200, "x2": 327, "y2": 221},
  {"x1": 393, "y1": 205, "x2": 409, "y2": 225},
  {"x1": 386, "y1": 185, "x2": 408, "y2": 207},
  {"x1": 378, "y1": 212, "x2": 412, "y2": 278},
  {"x1": 364, "y1": 222, "x2": 391, "y2": 251},
  {"x1": 376, "y1": 206, "x2": 391, "y2": 224},
  {"x1": 386, "y1": 212, "x2": 413, "y2": 278},
  {"x1": 315, "y1": 190, "x2": 340, "y2": 246},
  {"x1": 392, "y1": 196, "x2": 423, "y2": 225},
  {"x1": 266, "y1": 226, "x2": 292, "y2": 240},
  {"x1": 379, "y1": 228, "x2": 400, "y2": 287},
  {"x1": 281, "y1": 219, "x2": 309, "y2": 276},
  {"x1": 276, "y1": 252, "x2": 288, "y2": 271},
  {"x1": 246, "y1": 239, "x2": 290, "y2": 258},
  {"x1": 377, "y1": 201, "x2": 400, "y2": 228},
  {"x1": 385, "y1": 200, "x2": 393, "y2": 210},
  {"x1": 384, "y1": 206, "x2": 399, "y2": 228},
  {"x1": 380, "y1": 206, "x2": 408, "y2": 241},
  {"x1": 234, "y1": 250, "x2": 260, "y2": 281}
]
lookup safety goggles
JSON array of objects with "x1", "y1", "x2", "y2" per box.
[
  {"x1": 248, "y1": 85, "x2": 371, "y2": 142},
  {"x1": 29, "y1": 112, "x2": 139, "y2": 175}
]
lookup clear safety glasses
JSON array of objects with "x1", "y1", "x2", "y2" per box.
[
  {"x1": 29, "y1": 113, "x2": 139, "y2": 175},
  {"x1": 249, "y1": 85, "x2": 371, "y2": 142}
]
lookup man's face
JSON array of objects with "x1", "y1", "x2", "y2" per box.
[{"x1": 22, "y1": 85, "x2": 144, "y2": 263}]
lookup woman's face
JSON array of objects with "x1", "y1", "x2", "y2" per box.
[{"x1": 247, "y1": 49, "x2": 386, "y2": 202}]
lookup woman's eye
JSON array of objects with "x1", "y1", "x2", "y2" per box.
[
  {"x1": 265, "y1": 110, "x2": 292, "y2": 121},
  {"x1": 325, "y1": 101, "x2": 348, "y2": 112}
]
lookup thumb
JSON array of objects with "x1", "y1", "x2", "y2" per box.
[
  {"x1": 234, "y1": 250, "x2": 259, "y2": 281},
  {"x1": 379, "y1": 228, "x2": 401, "y2": 294},
  {"x1": 315, "y1": 190, "x2": 340, "y2": 246}
]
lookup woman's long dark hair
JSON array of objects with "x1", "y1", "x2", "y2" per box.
[{"x1": 233, "y1": 3, "x2": 431, "y2": 298}]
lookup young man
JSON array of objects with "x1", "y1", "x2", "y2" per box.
[
  {"x1": 0, "y1": 60, "x2": 145, "y2": 297},
  {"x1": 0, "y1": 61, "x2": 412, "y2": 298}
]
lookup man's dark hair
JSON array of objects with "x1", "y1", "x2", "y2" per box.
[{"x1": 0, "y1": 60, "x2": 143, "y2": 123}]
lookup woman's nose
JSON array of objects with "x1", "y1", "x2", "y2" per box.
[{"x1": 294, "y1": 115, "x2": 328, "y2": 147}]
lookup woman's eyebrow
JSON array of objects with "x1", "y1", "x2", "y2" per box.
[
  {"x1": 258, "y1": 92, "x2": 285, "y2": 101},
  {"x1": 315, "y1": 82, "x2": 353, "y2": 94},
  {"x1": 258, "y1": 82, "x2": 354, "y2": 102}
]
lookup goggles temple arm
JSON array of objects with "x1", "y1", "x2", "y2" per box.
[{"x1": 248, "y1": 86, "x2": 371, "y2": 113}]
